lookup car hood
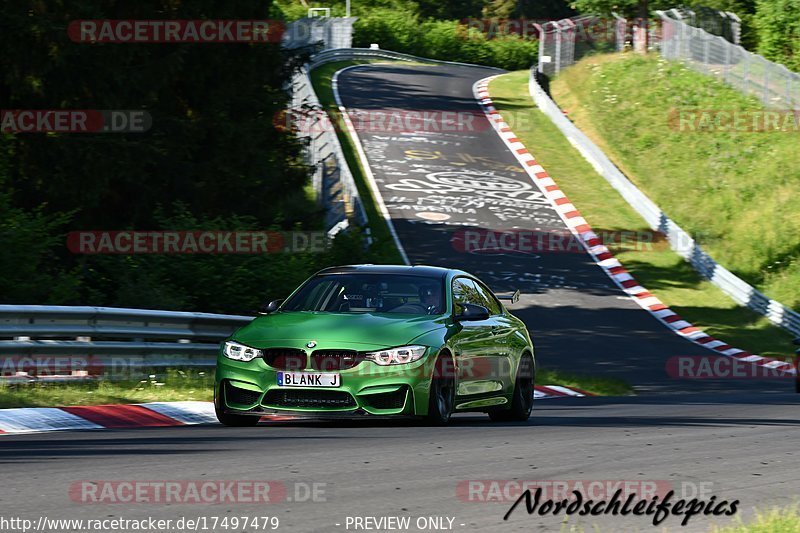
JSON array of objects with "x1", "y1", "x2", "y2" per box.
[{"x1": 232, "y1": 311, "x2": 447, "y2": 350}]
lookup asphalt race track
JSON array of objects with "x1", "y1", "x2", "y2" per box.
[
  {"x1": 2, "y1": 63, "x2": 798, "y2": 533},
  {"x1": 2, "y1": 397, "x2": 799, "y2": 532},
  {"x1": 335, "y1": 63, "x2": 792, "y2": 396}
]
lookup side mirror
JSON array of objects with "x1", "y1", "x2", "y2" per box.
[
  {"x1": 455, "y1": 303, "x2": 490, "y2": 322},
  {"x1": 259, "y1": 299, "x2": 284, "y2": 315}
]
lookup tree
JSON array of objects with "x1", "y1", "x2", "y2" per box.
[
  {"x1": 0, "y1": 0, "x2": 326, "y2": 311},
  {"x1": 754, "y1": 0, "x2": 800, "y2": 71}
]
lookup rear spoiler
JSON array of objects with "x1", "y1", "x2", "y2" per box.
[{"x1": 496, "y1": 289, "x2": 520, "y2": 304}]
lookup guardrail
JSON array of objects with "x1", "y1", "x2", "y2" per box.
[
  {"x1": 2, "y1": 48, "x2": 475, "y2": 381},
  {"x1": 527, "y1": 68, "x2": 800, "y2": 337},
  {"x1": 291, "y1": 61, "x2": 369, "y2": 237},
  {"x1": 296, "y1": 48, "x2": 502, "y2": 238},
  {"x1": 309, "y1": 47, "x2": 506, "y2": 71},
  {"x1": 0, "y1": 306, "x2": 253, "y2": 377},
  {"x1": 13, "y1": 46, "x2": 796, "y2": 386}
]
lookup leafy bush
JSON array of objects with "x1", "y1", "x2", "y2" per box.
[
  {"x1": 0, "y1": 1, "x2": 374, "y2": 314},
  {"x1": 353, "y1": 9, "x2": 538, "y2": 70},
  {"x1": 754, "y1": 0, "x2": 800, "y2": 72}
]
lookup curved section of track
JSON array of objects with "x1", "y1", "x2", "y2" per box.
[
  {"x1": 334, "y1": 62, "x2": 789, "y2": 395},
  {"x1": 1, "y1": 62, "x2": 797, "y2": 533}
]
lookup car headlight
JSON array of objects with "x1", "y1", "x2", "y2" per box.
[
  {"x1": 365, "y1": 345, "x2": 427, "y2": 366},
  {"x1": 223, "y1": 341, "x2": 263, "y2": 362}
]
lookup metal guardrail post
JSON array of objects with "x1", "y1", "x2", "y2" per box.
[
  {"x1": 794, "y1": 338, "x2": 800, "y2": 393},
  {"x1": 611, "y1": 13, "x2": 627, "y2": 52},
  {"x1": 537, "y1": 23, "x2": 545, "y2": 74},
  {"x1": 554, "y1": 21, "x2": 563, "y2": 75}
]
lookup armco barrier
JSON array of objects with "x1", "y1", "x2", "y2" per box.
[
  {"x1": 308, "y1": 47, "x2": 505, "y2": 71},
  {"x1": 290, "y1": 62, "x2": 368, "y2": 236},
  {"x1": 8, "y1": 46, "x2": 794, "y2": 382},
  {"x1": 297, "y1": 48, "x2": 502, "y2": 237},
  {"x1": 526, "y1": 68, "x2": 800, "y2": 336},
  {"x1": 1, "y1": 49, "x2": 456, "y2": 376},
  {"x1": 0, "y1": 305, "x2": 253, "y2": 374}
]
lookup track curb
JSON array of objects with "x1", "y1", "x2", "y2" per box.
[
  {"x1": 474, "y1": 76, "x2": 796, "y2": 377},
  {"x1": 0, "y1": 386, "x2": 589, "y2": 435}
]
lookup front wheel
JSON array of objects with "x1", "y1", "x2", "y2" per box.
[
  {"x1": 215, "y1": 384, "x2": 261, "y2": 427},
  {"x1": 425, "y1": 354, "x2": 456, "y2": 425},
  {"x1": 489, "y1": 354, "x2": 534, "y2": 422}
]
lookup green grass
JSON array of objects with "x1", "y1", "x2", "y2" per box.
[
  {"x1": 550, "y1": 53, "x2": 800, "y2": 312},
  {"x1": 309, "y1": 60, "x2": 407, "y2": 265},
  {"x1": 0, "y1": 366, "x2": 627, "y2": 408},
  {"x1": 488, "y1": 69, "x2": 795, "y2": 359},
  {"x1": 713, "y1": 505, "x2": 800, "y2": 532},
  {"x1": 538, "y1": 368, "x2": 633, "y2": 396},
  {"x1": 0, "y1": 369, "x2": 214, "y2": 408}
]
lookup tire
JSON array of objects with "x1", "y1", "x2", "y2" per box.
[
  {"x1": 489, "y1": 354, "x2": 534, "y2": 422},
  {"x1": 425, "y1": 353, "x2": 456, "y2": 426},
  {"x1": 215, "y1": 383, "x2": 261, "y2": 427}
]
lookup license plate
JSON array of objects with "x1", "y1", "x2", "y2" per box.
[{"x1": 277, "y1": 371, "x2": 340, "y2": 388}]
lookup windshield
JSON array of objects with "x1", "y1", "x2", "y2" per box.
[{"x1": 281, "y1": 273, "x2": 445, "y2": 315}]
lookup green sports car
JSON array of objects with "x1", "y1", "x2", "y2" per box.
[{"x1": 215, "y1": 265, "x2": 535, "y2": 426}]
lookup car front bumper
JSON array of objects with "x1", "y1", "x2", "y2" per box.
[{"x1": 215, "y1": 350, "x2": 436, "y2": 417}]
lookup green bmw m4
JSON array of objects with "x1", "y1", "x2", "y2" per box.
[{"x1": 215, "y1": 265, "x2": 535, "y2": 426}]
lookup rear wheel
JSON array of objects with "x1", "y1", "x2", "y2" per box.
[
  {"x1": 215, "y1": 383, "x2": 261, "y2": 427},
  {"x1": 425, "y1": 353, "x2": 456, "y2": 425},
  {"x1": 489, "y1": 354, "x2": 534, "y2": 422}
]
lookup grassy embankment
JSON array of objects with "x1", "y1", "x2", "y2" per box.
[
  {"x1": 0, "y1": 370, "x2": 214, "y2": 408},
  {"x1": 713, "y1": 505, "x2": 800, "y2": 532},
  {"x1": 309, "y1": 59, "x2": 408, "y2": 265},
  {"x1": 0, "y1": 367, "x2": 630, "y2": 407},
  {"x1": 488, "y1": 56, "x2": 796, "y2": 360}
]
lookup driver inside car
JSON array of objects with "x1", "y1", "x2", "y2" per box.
[{"x1": 419, "y1": 284, "x2": 442, "y2": 315}]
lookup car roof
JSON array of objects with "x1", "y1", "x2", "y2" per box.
[{"x1": 316, "y1": 264, "x2": 465, "y2": 280}]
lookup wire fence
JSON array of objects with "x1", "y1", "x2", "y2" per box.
[
  {"x1": 658, "y1": 10, "x2": 800, "y2": 109},
  {"x1": 282, "y1": 16, "x2": 357, "y2": 51},
  {"x1": 537, "y1": 15, "x2": 623, "y2": 77},
  {"x1": 667, "y1": 6, "x2": 741, "y2": 45}
]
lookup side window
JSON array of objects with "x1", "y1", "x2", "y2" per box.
[
  {"x1": 452, "y1": 278, "x2": 489, "y2": 313},
  {"x1": 473, "y1": 281, "x2": 503, "y2": 316}
]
